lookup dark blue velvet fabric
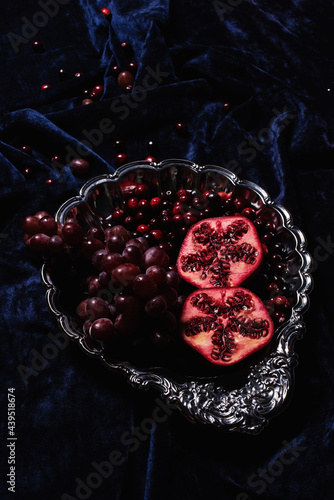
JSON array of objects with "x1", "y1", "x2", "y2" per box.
[{"x1": 1, "y1": 1, "x2": 334, "y2": 499}]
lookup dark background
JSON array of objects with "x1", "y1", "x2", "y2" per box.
[{"x1": 1, "y1": 1, "x2": 334, "y2": 499}]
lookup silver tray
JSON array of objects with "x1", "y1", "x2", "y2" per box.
[{"x1": 41, "y1": 159, "x2": 313, "y2": 433}]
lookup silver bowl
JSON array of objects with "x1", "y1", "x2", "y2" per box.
[{"x1": 41, "y1": 159, "x2": 313, "y2": 433}]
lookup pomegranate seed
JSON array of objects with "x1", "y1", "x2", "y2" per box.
[
  {"x1": 82, "y1": 99, "x2": 93, "y2": 105},
  {"x1": 150, "y1": 197, "x2": 162, "y2": 210},
  {"x1": 58, "y1": 68, "x2": 68, "y2": 80},
  {"x1": 121, "y1": 41, "x2": 133, "y2": 54},
  {"x1": 127, "y1": 198, "x2": 138, "y2": 212},
  {"x1": 41, "y1": 84, "x2": 50, "y2": 90},
  {"x1": 145, "y1": 156, "x2": 156, "y2": 162},
  {"x1": 128, "y1": 62, "x2": 138, "y2": 73},
  {"x1": 51, "y1": 155, "x2": 63, "y2": 164},
  {"x1": 124, "y1": 216, "x2": 136, "y2": 229},
  {"x1": 32, "y1": 40, "x2": 43, "y2": 52},
  {"x1": 223, "y1": 102, "x2": 231, "y2": 111},
  {"x1": 114, "y1": 139, "x2": 126, "y2": 152},
  {"x1": 138, "y1": 199, "x2": 150, "y2": 212},
  {"x1": 234, "y1": 199, "x2": 245, "y2": 212},
  {"x1": 135, "y1": 212, "x2": 146, "y2": 223},
  {"x1": 20, "y1": 145, "x2": 32, "y2": 155},
  {"x1": 23, "y1": 168, "x2": 34, "y2": 178},
  {"x1": 74, "y1": 72, "x2": 83, "y2": 78},
  {"x1": 135, "y1": 184, "x2": 150, "y2": 198},
  {"x1": 241, "y1": 207, "x2": 256, "y2": 220},
  {"x1": 112, "y1": 209, "x2": 125, "y2": 222},
  {"x1": 45, "y1": 179, "x2": 55, "y2": 184},
  {"x1": 69, "y1": 158, "x2": 90, "y2": 178},
  {"x1": 267, "y1": 283, "x2": 279, "y2": 295},
  {"x1": 147, "y1": 140, "x2": 158, "y2": 152},
  {"x1": 175, "y1": 122, "x2": 187, "y2": 134},
  {"x1": 111, "y1": 65, "x2": 121, "y2": 76},
  {"x1": 101, "y1": 7, "x2": 111, "y2": 19},
  {"x1": 90, "y1": 85, "x2": 104, "y2": 100},
  {"x1": 115, "y1": 153, "x2": 127, "y2": 165},
  {"x1": 183, "y1": 212, "x2": 197, "y2": 226},
  {"x1": 150, "y1": 229, "x2": 164, "y2": 242},
  {"x1": 266, "y1": 222, "x2": 276, "y2": 232},
  {"x1": 124, "y1": 85, "x2": 133, "y2": 93},
  {"x1": 137, "y1": 224, "x2": 150, "y2": 234},
  {"x1": 272, "y1": 311, "x2": 286, "y2": 324},
  {"x1": 173, "y1": 214, "x2": 183, "y2": 225}
]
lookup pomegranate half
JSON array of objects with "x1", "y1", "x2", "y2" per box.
[
  {"x1": 180, "y1": 288, "x2": 274, "y2": 366},
  {"x1": 177, "y1": 216, "x2": 263, "y2": 288}
]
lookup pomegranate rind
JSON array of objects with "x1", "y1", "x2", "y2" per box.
[
  {"x1": 180, "y1": 287, "x2": 274, "y2": 366},
  {"x1": 177, "y1": 216, "x2": 263, "y2": 288}
]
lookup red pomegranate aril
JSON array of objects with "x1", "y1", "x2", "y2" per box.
[
  {"x1": 87, "y1": 227, "x2": 104, "y2": 242},
  {"x1": 270, "y1": 296, "x2": 291, "y2": 310},
  {"x1": 128, "y1": 61, "x2": 138, "y2": 73},
  {"x1": 178, "y1": 226, "x2": 188, "y2": 238},
  {"x1": 176, "y1": 122, "x2": 187, "y2": 134},
  {"x1": 138, "y1": 199, "x2": 150, "y2": 213},
  {"x1": 101, "y1": 253, "x2": 125, "y2": 273},
  {"x1": 101, "y1": 7, "x2": 111, "y2": 19},
  {"x1": 86, "y1": 297, "x2": 110, "y2": 321},
  {"x1": 241, "y1": 207, "x2": 257, "y2": 220},
  {"x1": 150, "y1": 229, "x2": 164, "y2": 242},
  {"x1": 269, "y1": 253, "x2": 283, "y2": 264},
  {"x1": 173, "y1": 214, "x2": 183, "y2": 225},
  {"x1": 69, "y1": 158, "x2": 90, "y2": 177},
  {"x1": 150, "y1": 197, "x2": 162, "y2": 211},
  {"x1": 272, "y1": 262, "x2": 287, "y2": 274},
  {"x1": 48, "y1": 235, "x2": 64, "y2": 254},
  {"x1": 90, "y1": 318, "x2": 115, "y2": 341},
  {"x1": 112, "y1": 263, "x2": 141, "y2": 287},
  {"x1": 41, "y1": 84, "x2": 50, "y2": 90},
  {"x1": 135, "y1": 184, "x2": 150, "y2": 199},
  {"x1": 267, "y1": 283, "x2": 280, "y2": 294},
  {"x1": 112, "y1": 209, "x2": 126, "y2": 223},
  {"x1": 122, "y1": 245, "x2": 142, "y2": 265},
  {"x1": 127, "y1": 197, "x2": 138, "y2": 212},
  {"x1": 82, "y1": 238, "x2": 104, "y2": 259},
  {"x1": 265, "y1": 222, "x2": 276, "y2": 232},
  {"x1": 28, "y1": 233, "x2": 50, "y2": 253},
  {"x1": 90, "y1": 85, "x2": 104, "y2": 100},
  {"x1": 145, "y1": 156, "x2": 156, "y2": 162},
  {"x1": 115, "y1": 153, "x2": 127, "y2": 165},
  {"x1": 20, "y1": 145, "x2": 32, "y2": 155},
  {"x1": 111, "y1": 65, "x2": 121, "y2": 76},
  {"x1": 146, "y1": 265, "x2": 167, "y2": 285},
  {"x1": 136, "y1": 224, "x2": 149, "y2": 234},
  {"x1": 272, "y1": 311, "x2": 286, "y2": 324},
  {"x1": 160, "y1": 216, "x2": 174, "y2": 230},
  {"x1": 183, "y1": 212, "x2": 198, "y2": 226},
  {"x1": 234, "y1": 199, "x2": 246, "y2": 212},
  {"x1": 22, "y1": 216, "x2": 40, "y2": 235}
]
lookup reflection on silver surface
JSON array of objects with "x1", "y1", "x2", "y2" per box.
[{"x1": 41, "y1": 159, "x2": 313, "y2": 433}]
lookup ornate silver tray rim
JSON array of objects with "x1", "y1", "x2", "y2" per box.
[{"x1": 41, "y1": 159, "x2": 313, "y2": 434}]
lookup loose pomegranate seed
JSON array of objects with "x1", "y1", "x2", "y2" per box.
[
  {"x1": 127, "y1": 198, "x2": 138, "y2": 212},
  {"x1": 183, "y1": 212, "x2": 197, "y2": 226},
  {"x1": 112, "y1": 209, "x2": 125, "y2": 222},
  {"x1": 173, "y1": 214, "x2": 183, "y2": 225},
  {"x1": 32, "y1": 40, "x2": 43, "y2": 52},
  {"x1": 90, "y1": 85, "x2": 104, "y2": 100},
  {"x1": 114, "y1": 140, "x2": 126, "y2": 152},
  {"x1": 74, "y1": 72, "x2": 83, "y2": 78},
  {"x1": 45, "y1": 179, "x2": 55, "y2": 185},
  {"x1": 145, "y1": 156, "x2": 156, "y2": 162},
  {"x1": 223, "y1": 102, "x2": 231, "y2": 111},
  {"x1": 124, "y1": 216, "x2": 136, "y2": 230},
  {"x1": 41, "y1": 84, "x2": 50, "y2": 90},
  {"x1": 272, "y1": 311, "x2": 286, "y2": 324},
  {"x1": 82, "y1": 99, "x2": 93, "y2": 105},
  {"x1": 58, "y1": 68, "x2": 68, "y2": 80},
  {"x1": 150, "y1": 197, "x2": 162, "y2": 210},
  {"x1": 115, "y1": 153, "x2": 127, "y2": 165},
  {"x1": 128, "y1": 62, "x2": 138, "y2": 73},
  {"x1": 20, "y1": 145, "x2": 32, "y2": 155},
  {"x1": 101, "y1": 7, "x2": 112, "y2": 19},
  {"x1": 121, "y1": 41, "x2": 133, "y2": 54},
  {"x1": 138, "y1": 199, "x2": 150, "y2": 212},
  {"x1": 137, "y1": 224, "x2": 150, "y2": 234},
  {"x1": 69, "y1": 158, "x2": 90, "y2": 177},
  {"x1": 267, "y1": 283, "x2": 279, "y2": 295},
  {"x1": 147, "y1": 140, "x2": 158, "y2": 152},
  {"x1": 241, "y1": 207, "x2": 256, "y2": 220},
  {"x1": 150, "y1": 229, "x2": 164, "y2": 242},
  {"x1": 175, "y1": 122, "x2": 187, "y2": 134},
  {"x1": 135, "y1": 184, "x2": 150, "y2": 198},
  {"x1": 111, "y1": 66, "x2": 121, "y2": 76}
]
